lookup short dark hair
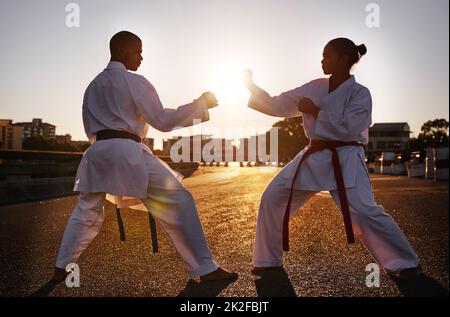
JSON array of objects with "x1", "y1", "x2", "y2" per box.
[
  {"x1": 110, "y1": 31, "x2": 141, "y2": 56},
  {"x1": 327, "y1": 38, "x2": 367, "y2": 68}
]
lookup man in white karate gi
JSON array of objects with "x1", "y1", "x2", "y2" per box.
[{"x1": 52, "y1": 31, "x2": 237, "y2": 282}]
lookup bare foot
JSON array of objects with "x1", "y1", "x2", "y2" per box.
[
  {"x1": 51, "y1": 267, "x2": 69, "y2": 283},
  {"x1": 251, "y1": 266, "x2": 283, "y2": 274},
  {"x1": 200, "y1": 267, "x2": 238, "y2": 281}
]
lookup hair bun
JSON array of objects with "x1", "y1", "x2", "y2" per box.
[{"x1": 357, "y1": 44, "x2": 367, "y2": 56}]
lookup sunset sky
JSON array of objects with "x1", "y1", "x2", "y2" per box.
[{"x1": 0, "y1": 0, "x2": 448, "y2": 149}]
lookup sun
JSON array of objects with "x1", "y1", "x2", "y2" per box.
[{"x1": 210, "y1": 62, "x2": 249, "y2": 110}]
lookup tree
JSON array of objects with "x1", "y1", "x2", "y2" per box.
[
  {"x1": 272, "y1": 117, "x2": 309, "y2": 162},
  {"x1": 22, "y1": 136, "x2": 82, "y2": 152},
  {"x1": 410, "y1": 118, "x2": 449, "y2": 150}
]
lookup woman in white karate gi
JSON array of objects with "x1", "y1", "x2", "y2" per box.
[
  {"x1": 244, "y1": 38, "x2": 421, "y2": 279},
  {"x1": 53, "y1": 31, "x2": 237, "y2": 282}
]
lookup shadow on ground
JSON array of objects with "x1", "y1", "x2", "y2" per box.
[
  {"x1": 254, "y1": 268, "x2": 297, "y2": 297},
  {"x1": 177, "y1": 278, "x2": 238, "y2": 297},
  {"x1": 28, "y1": 280, "x2": 61, "y2": 297},
  {"x1": 390, "y1": 274, "x2": 449, "y2": 297}
]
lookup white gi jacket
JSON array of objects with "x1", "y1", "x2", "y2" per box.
[
  {"x1": 248, "y1": 75, "x2": 372, "y2": 190},
  {"x1": 74, "y1": 61, "x2": 210, "y2": 199}
]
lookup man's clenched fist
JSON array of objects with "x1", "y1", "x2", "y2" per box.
[{"x1": 201, "y1": 91, "x2": 219, "y2": 109}]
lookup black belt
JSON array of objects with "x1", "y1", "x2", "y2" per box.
[
  {"x1": 96, "y1": 131, "x2": 156, "y2": 251},
  {"x1": 96, "y1": 129, "x2": 142, "y2": 143}
]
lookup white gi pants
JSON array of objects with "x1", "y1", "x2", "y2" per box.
[
  {"x1": 253, "y1": 159, "x2": 420, "y2": 274},
  {"x1": 55, "y1": 152, "x2": 219, "y2": 278}
]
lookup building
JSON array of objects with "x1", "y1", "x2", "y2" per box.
[
  {"x1": 366, "y1": 122, "x2": 411, "y2": 161},
  {"x1": 142, "y1": 138, "x2": 154, "y2": 151},
  {"x1": 0, "y1": 119, "x2": 23, "y2": 150},
  {"x1": 55, "y1": 134, "x2": 72, "y2": 144},
  {"x1": 162, "y1": 136, "x2": 182, "y2": 156},
  {"x1": 13, "y1": 118, "x2": 56, "y2": 140}
]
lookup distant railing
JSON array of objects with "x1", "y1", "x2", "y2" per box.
[{"x1": 0, "y1": 150, "x2": 198, "y2": 205}]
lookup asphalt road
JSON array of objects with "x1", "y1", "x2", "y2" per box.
[{"x1": 0, "y1": 167, "x2": 448, "y2": 297}]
